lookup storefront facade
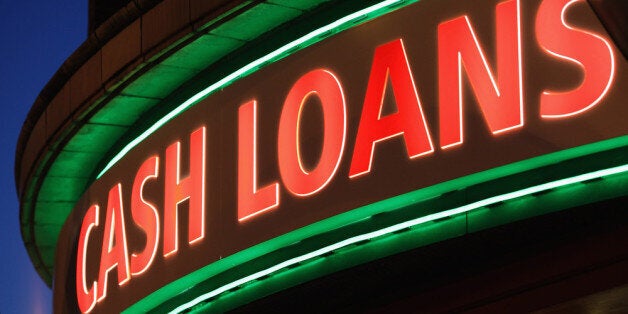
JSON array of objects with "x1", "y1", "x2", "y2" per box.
[{"x1": 15, "y1": 0, "x2": 628, "y2": 312}]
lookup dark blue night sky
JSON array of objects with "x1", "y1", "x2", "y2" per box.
[{"x1": 0, "y1": 1, "x2": 86, "y2": 312}]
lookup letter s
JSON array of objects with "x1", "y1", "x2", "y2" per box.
[{"x1": 536, "y1": 0, "x2": 615, "y2": 118}]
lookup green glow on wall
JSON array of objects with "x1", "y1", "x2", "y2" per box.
[
  {"x1": 173, "y1": 164, "x2": 628, "y2": 313},
  {"x1": 97, "y1": 0, "x2": 411, "y2": 178},
  {"x1": 20, "y1": 0, "x2": 626, "y2": 295},
  {"x1": 123, "y1": 136, "x2": 628, "y2": 313},
  {"x1": 22, "y1": 0, "x2": 418, "y2": 284}
]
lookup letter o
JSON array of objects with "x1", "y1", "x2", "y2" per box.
[{"x1": 278, "y1": 69, "x2": 346, "y2": 196}]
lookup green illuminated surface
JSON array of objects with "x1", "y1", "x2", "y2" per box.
[
  {"x1": 195, "y1": 169, "x2": 628, "y2": 313},
  {"x1": 96, "y1": 0, "x2": 412, "y2": 178},
  {"x1": 161, "y1": 35, "x2": 245, "y2": 71},
  {"x1": 209, "y1": 3, "x2": 302, "y2": 41},
  {"x1": 268, "y1": 0, "x2": 329, "y2": 10},
  {"x1": 20, "y1": 2, "x2": 628, "y2": 306},
  {"x1": 22, "y1": 0, "x2": 402, "y2": 284},
  {"x1": 122, "y1": 138, "x2": 628, "y2": 313}
]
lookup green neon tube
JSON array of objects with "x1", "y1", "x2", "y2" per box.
[
  {"x1": 120, "y1": 136, "x2": 627, "y2": 313},
  {"x1": 170, "y1": 163, "x2": 628, "y2": 313},
  {"x1": 97, "y1": 0, "x2": 408, "y2": 178}
]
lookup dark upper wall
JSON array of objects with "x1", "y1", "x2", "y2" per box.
[{"x1": 88, "y1": 0, "x2": 131, "y2": 32}]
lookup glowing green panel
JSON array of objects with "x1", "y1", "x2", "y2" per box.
[
  {"x1": 34, "y1": 202, "x2": 75, "y2": 225},
  {"x1": 64, "y1": 123, "x2": 128, "y2": 153},
  {"x1": 209, "y1": 4, "x2": 302, "y2": 41},
  {"x1": 34, "y1": 227, "x2": 59, "y2": 261},
  {"x1": 268, "y1": 0, "x2": 331, "y2": 10},
  {"x1": 37, "y1": 246, "x2": 57, "y2": 267},
  {"x1": 123, "y1": 64, "x2": 199, "y2": 99},
  {"x1": 38, "y1": 177, "x2": 89, "y2": 202},
  {"x1": 162, "y1": 35, "x2": 246, "y2": 70},
  {"x1": 89, "y1": 95, "x2": 160, "y2": 126},
  {"x1": 47, "y1": 151, "x2": 99, "y2": 178}
]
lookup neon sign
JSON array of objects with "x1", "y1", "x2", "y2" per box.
[{"x1": 73, "y1": 0, "x2": 622, "y2": 312}]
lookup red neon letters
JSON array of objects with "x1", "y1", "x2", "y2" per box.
[
  {"x1": 77, "y1": 0, "x2": 617, "y2": 311},
  {"x1": 235, "y1": 0, "x2": 615, "y2": 220},
  {"x1": 76, "y1": 127, "x2": 205, "y2": 313}
]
